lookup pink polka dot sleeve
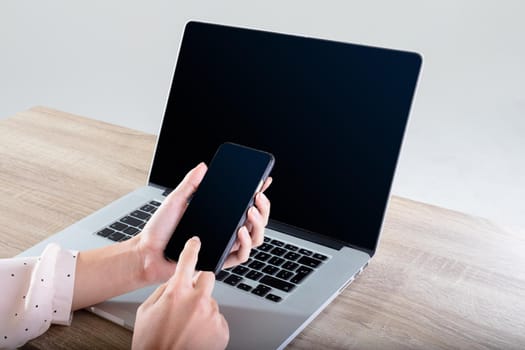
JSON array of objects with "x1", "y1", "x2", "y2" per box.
[{"x1": 1, "y1": 243, "x2": 78, "y2": 349}]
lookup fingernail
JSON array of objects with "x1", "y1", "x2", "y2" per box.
[{"x1": 190, "y1": 236, "x2": 200, "y2": 243}]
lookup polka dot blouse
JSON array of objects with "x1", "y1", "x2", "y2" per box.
[{"x1": 1, "y1": 243, "x2": 78, "y2": 349}]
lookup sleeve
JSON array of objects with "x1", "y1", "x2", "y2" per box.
[{"x1": 0, "y1": 243, "x2": 78, "y2": 349}]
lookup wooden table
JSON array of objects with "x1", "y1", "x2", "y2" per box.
[{"x1": 1, "y1": 107, "x2": 524, "y2": 349}]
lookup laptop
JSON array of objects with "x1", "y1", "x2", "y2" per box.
[{"x1": 18, "y1": 21, "x2": 422, "y2": 349}]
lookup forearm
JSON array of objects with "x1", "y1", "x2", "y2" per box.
[{"x1": 72, "y1": 236, "x2": 147, "y2": 310}]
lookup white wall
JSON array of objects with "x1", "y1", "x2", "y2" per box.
[{"x1": 2, "y1": 0, "x2": 524, "y2": 230}]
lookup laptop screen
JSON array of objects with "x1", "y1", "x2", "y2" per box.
[{"x1": 150, "y1": 21, "x2": 422, "y2": 254}]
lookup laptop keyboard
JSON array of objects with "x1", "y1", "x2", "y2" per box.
[
  {"x1": 95, "y1": 200, "x2": 162, "y2": 242},
  {"x1": 96, "y1": 199, "x2": 331, "y2": 302},
  {"x1": 218, "y1": 237, "x2": 330, "y2": 302}
]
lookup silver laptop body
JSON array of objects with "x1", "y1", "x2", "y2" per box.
[{"x1": 18, "y1": 21, "x2": 422, "y2": 350}]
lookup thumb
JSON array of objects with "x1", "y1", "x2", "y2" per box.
[
  {"x1": 147, "y1": 163, "x2": 207, "y2": 231},
  {"x1": 168, "y1": 162, "x2": 207, "y2": 209}
]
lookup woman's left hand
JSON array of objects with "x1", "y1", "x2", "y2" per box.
[{"x1": 135, "y1": 162, "x2": 272, "y2": 285}]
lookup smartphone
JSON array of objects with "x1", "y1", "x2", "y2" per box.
[{"x1": 164, "y1": 142, "x2": 275, "y2": 274}]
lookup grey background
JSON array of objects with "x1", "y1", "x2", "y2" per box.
[{"x1": 2, "y1": 0, "x2": 524, "y2": 231}]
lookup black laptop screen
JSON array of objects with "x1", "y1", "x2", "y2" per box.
[{"x1": 150, "y1": 21, "x2": 421, "y2": 254}]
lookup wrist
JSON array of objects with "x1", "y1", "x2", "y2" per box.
[
  {"x1": 128, "y1": 236, "x2": 151, "y2": 287},
  {"x1": 133, "y1": 235, "x2": 172, "y2": 286},
  {"x1": 72, "y1": 235, "x2": 151, "y2": 310}
]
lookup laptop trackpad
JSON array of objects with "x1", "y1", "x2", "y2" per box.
[
  {"x1": 220, "y1": 303, "x2": 304, "y2": 350},
  {"x1": 88, "y1": 285, "x2": 158, "y2": 330}
]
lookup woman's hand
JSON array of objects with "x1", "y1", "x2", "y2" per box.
[
  {"x1": 132, "y1": 236, "x2": 229, "y2": 350},
  {"x1": 222, "y1": 178, "x2": 271, "y2": 269},
  {"x1": 136, "y1": 162, "x2": 272, "y2": 284}
]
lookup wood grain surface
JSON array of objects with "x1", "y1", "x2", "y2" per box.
[{"x1": 1, "y1": 107, "x2": 524, "y2": 349}]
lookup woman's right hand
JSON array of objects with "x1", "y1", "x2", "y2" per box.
[{"x1": 132, "y1": 236, "x2": 229, "y2": 350}]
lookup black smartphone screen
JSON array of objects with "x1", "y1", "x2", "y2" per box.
[{"x1": 164, "y1": 142, "x2": 274, "y2": 273}]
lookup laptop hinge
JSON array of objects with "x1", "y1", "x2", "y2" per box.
[
  {"x1": 267, "y1": 220, "x2": 374, "y2": 256},
  {"x1": 267, "y1": 220, "x2": 345, "y2": 250}
]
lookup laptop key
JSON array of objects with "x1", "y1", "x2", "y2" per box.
[
  {"x1": 123, "y1": 226, "x2": 140, "y2": 236},
  {"x1": 265, "y1": 294, "x2": 282, "y2": 302},
  {"x1": 283, "y1": 252, "x2": 300, "y2": 261},
  {"x1": 216, "y1": 270, "x2": 229, "y2": 281},
  {"x1": 298, "y1": 248, "x2": 313, "y2": 256},
  {"x1": 120, "y1": 216, "x2": 143, "y2": 227},
  {"x1": 268, "y1": 257, "x2": 285, "y2": 266},
  {"x1": 108, "y1": 232, "x2": 125, "y2": 242},
  {"x1": 232, "y1": 266, "x2": 249, "y2": 276},
  {"x1": 284, "y1": 244, "x2": 298, "y2": 251},
  {"x1": 110, "y1": 222, "x2": 128, "y2": 231},
  {"x1": 270, "y1": 247, "x2": 287, "y2": 256},
  {"x1": 298, "y1": 256, "x2": 322, "y2": 268},
  {"x1": 313, "y1": 253, "x2": 328, "y2": 261},
  {"x1": 281, "y1": 261, "x2": 299, "y2": 271},
  {"x1": 254, "y1": 252, "x2": 271, "y2": 262},
  {"x1": 296, "y1": 266, "x2": 314, "y2": 275},
  {"x1": 241, "y1": 258, "x2": 253, "y2": 266},
  {"x1": 276, "y1": 270, "x2": 294, "y2": 280},
  {"x1": 237, "y1": 283, "x2": 252, "y2": 292},
  {"x1": 262, "y1": 265, "x2": 279, "y2": 275},
  {"x1": 259, "y1": 275, "x2": 295, "y2": 292},
  {"x1": 140, "y1": 204, "x2": 156, "y2": 212},
  {"x1": 246, "y1": 270, "x2": 263, "y2": 281},
  {"x1": 290, "y1": 266, "x2": 314, "y2": 284},
  {"x1": 224, "y1": 275, "x2": 243, "y2": 286},
  {"x1": 248, "y1": 260, "x2": 265, "y2": 270},
  {"x1": 97, "y1": 228, "x2": 114, "y2": 237},
  {"x1": 258, "y1": 243, "x2": 273, "y2": 252},
  {"x1": 251, "y1": 284, "x2": 271, "y2": 297},
  {"x1": 271, "y1": 239, "x2": 284, "y2": 247},
  {"x1": 130, "y1": 210, "x2": 151, "y2": 221},
  {"x1": 150, "y1": 200, "x2": 161, "y2": 207}
]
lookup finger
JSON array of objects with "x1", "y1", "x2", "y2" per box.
[
  {"x1": 169, "y1": 236, "x2": 201, "y2": 289},
  {"x1": 223, "y1": 226, "x2": 251, "y2": 269},
  {"x1": 210, "y1": 298, "x2": 220, "y2": 314},
  {"x1": 255, "y1": 192, "x2": 271, "y2": 226},
  {"x1": 230, "y1": 239, "x2": 240, "y2": 252},
  {"x1": 167, "y1": 162, "x2": 207, "y2": 209},
  {"x1": 260, "y1": 177, "x2": 273, "y2": 192},
  {"x1": 245, "y1": 220, "x2": 254, "y2": 237},
  {"x1": 247, "y1": 207, "x2": 265, "y2": 246},
  {"x1": 144, "y1": 163, "x2": 207, "y2": 233},
  {"x1": 194, "y1": 271, "x2": 216, "y2": 296},
  {"x1": 235, "y1": 226, "x2": 252, "y2": 262},
  {"x1": 192, "y1": 270, "x2": 202, "y2": 287}
]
